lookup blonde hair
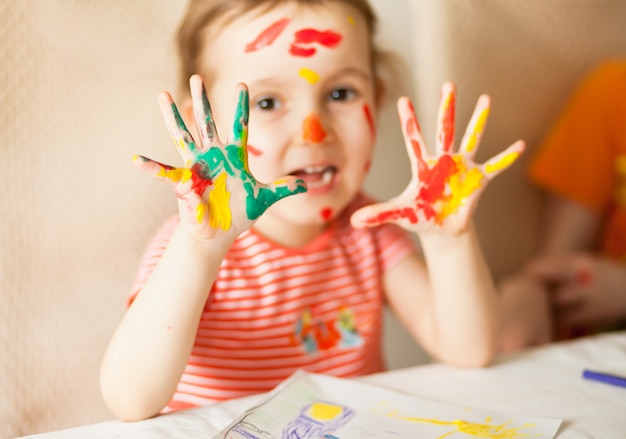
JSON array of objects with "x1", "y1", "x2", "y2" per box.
[{"x1": 175, "y1": 0, "x2": 401, "y2": 100}]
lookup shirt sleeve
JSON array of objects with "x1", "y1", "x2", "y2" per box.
[{"x1": 528, "y1": 61, "x2": 623, "y2": 213}]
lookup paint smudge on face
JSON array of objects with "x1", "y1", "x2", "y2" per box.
[
  {"x1": 320, "y1": 207, "x2": 333, "y2": 221},
  {"x1": 364, "y1": 159, "x2": 371, "y2": 174},
  {"x1": 363, "y1": 104, "x2": 376, "y2": 140},
  {"x1": 246, "y1": 143, "x2": 263, "y2": 156},
  {"x1": 347, "y1": 16, "x2": 356, "y2": 26},
  {"x1": 290, "y1": 28, "x2": 342, "y2": 57},
  {"x1": 245, "y1": 17, "x2": 290, "y2": 53},
  {"x1": 303, "y1": 113, "x2": 327, "y2": 143},
  {"x1": 299, "y1": 67, "x2": 320, "y2": 84}
]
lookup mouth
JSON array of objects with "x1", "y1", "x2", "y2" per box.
[{"x1": 289, "y1": 165, "x2": 338, "y2": 192}]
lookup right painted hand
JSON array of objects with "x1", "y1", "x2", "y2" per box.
[{"x1": 134, "y1": 75, "x2": 307, "y2": 240}]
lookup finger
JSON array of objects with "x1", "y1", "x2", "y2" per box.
[
  {"x1": 397, "y1": 96, "x2": 428, "y2": 180},
  {"x1": 190, "y1": 74, "x2": 218, "y2": 146},
  {"x1": 459, "y1": 94, "x2": 490, "y2": 158},
  {"x1": 524, "y1": 256, "x2": 578, "y2": 283},
  {"x1": 231, "y1": 83, "x2": 250, "y2": 145},
  {"x1": 350, "y1": 202, "x2": 419, "y2": 229},
  {"x1": 551, "y1": 284, "x2": 583, "y2": 307},
  {"x1": 481, "y1": 140, "x2": 525, "y2": 179},
  {"x1": 435, "y1": 81, "x2": 456, "y2": 154},
  {"x1": 158, "y1": 91, "x2": 197, "y2": 164},
  {"x1": 244, "y1": 176, "x2": 307, "y2": 221},
  {"x1": 132, "y1": 155, "x2": 190, "y2": 187}
]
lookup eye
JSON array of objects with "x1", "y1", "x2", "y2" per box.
[
  {"x1": 328, "y1": 87, "x2": 356, "y2": 102},
  {"x1": 255, "y1": 97, "x2": 280, "y2": 111}
]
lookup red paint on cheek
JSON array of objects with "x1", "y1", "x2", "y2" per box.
[
  {"x1": 303, "y1": 114, "x2": 327, "y2": 143},
  {"x1": 364, "y1": 160, "x2": 372, "y2": 174},
  {"x1": 363, "y1": 104, "x2": 376, "y2": 139},
  {"x1": 245, "y1": 18, "x2": 291, "y2": 53},
  {"x1": 246, "y1": 144, "x2": 263, "y2": 156},
  {"x1": 320, "y1": 207, "x2": 333, "y2": 221}
]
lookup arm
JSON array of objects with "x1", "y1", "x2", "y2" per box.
[
  {"x1": 352, "y1": 82, "x2": 524, "y2": 367},
  {"x1": 100, "y1": 76, "x2": 305, "y2": 421}
]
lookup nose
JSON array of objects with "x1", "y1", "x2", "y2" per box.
[{"x1": 302, "y1": 113, "x2": 328, "y2": 144}]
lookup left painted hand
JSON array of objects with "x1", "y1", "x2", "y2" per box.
[{"x1": 351, "y1": 82, "x2": 525, "y2": 235}]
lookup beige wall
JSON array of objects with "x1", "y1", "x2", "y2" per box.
[{"x1": 1, "y1": 0, "x2": 626, "y2": 436}]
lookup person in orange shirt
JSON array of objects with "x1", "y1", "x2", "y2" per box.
[{"x1": 499, "y1": 60, "x2": 626, "y2": 352}]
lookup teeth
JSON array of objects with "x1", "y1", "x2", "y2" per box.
[
  {"x1": 321, "y1": 168, "x2": 333, "y2": 184},
  {"x1": 303, "y1": 166, "x2": 327, "y2": 174}
]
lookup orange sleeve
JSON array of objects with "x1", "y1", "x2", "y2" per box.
[{"x1": 529, "y1": 61, "x2": 624, "y2": 213}]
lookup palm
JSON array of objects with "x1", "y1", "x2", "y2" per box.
[
  {"x1": 134, "y1": 75, "x2": 306, "y2": 240},
  {"x1": 352, "y1": 82, "x2": 524, "y2": 235}
]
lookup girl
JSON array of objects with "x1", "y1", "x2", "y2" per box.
[{"x1": 100, "y1": 0, "x2": 524, "y2": 421}]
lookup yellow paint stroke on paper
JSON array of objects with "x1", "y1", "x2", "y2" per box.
[
  {"x1": 437, "y1": 156, "x2": 485, "y2": 221},
  {"x1": 158, "y1": 166, "x2": 192, "y2": 184},
  {"x1": 387, "y1": 410, "x2": 535, "y2": 439},
  {"x1": 464, "y1": 107, "x2": 489, "y2": 153},
  {"x1": 299, "y1": 67, "x2": 320, "y2": 84},
  {"x1": 308, "y1": 402, "x2": 344, "y2": 421},
  {"x1": 204, "y1": 172, "x2": 231, "y2": 229},
  {"x1": 485, "y1": 151, "x2": 520, "y2": 175}
]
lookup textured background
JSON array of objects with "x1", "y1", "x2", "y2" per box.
[{"x1": 1, "y1": 0, "x2": 626, "y2": 437}]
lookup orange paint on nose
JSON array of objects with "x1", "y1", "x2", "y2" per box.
[{"x1": 303, "y1": 114, "x2": 327, "y2": 143}]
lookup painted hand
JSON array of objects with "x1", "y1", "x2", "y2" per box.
[
  {"x1": 134, "y1": 75, "x2": 307, "y2": 239},
  {"x1": 525, "y1": 253, "x2": 626, "y2": 329},
  {"x1": 351, "y1": 82, "x2": 525, "y2": 235}
]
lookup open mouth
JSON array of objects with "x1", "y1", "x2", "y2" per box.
[{"x1": 290, "y1": 165, "x2": 338, "y2": 190}]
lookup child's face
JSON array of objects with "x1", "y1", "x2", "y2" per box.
[{"x1": 199, "y1": 2, "x2": 378, "y2": 228}]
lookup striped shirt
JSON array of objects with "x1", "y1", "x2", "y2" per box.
[{"x1": 129, "y1": 193, "x2": 417, "y2": 411}]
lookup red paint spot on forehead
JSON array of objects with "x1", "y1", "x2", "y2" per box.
[{"x1": 290, "y1": 28, "x2": 342, "y2": 57}]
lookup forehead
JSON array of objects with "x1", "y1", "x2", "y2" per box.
[{"x1": 202, "y1": 2, "x2": 372, "y2": 82}]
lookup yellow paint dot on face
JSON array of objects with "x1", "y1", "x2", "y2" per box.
[
  {"x1": 308, "y1": 402, "x2": 344, "y2": 421},
  {"x1": 299, "y1": 67, "x2": 320, "y2": 85},
  {"x1": 348, "y1": 15, "x2": 355, "y2": 26}
]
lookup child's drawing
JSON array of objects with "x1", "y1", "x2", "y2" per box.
[{"x1": 216, "y1": 370, "x2": 562, "y2": 439}]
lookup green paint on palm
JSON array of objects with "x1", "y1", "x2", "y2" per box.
[{"x1": 244, "y1": 181, "x2": 307, "y2": 220}]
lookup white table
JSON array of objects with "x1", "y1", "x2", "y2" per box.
[{"x1": 21, "y1": 331, "x2": 626, "y2": 438}]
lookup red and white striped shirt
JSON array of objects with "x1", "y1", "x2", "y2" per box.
[{"x1": 129, "y1": 194, "x2": 417, "y2": 411}]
